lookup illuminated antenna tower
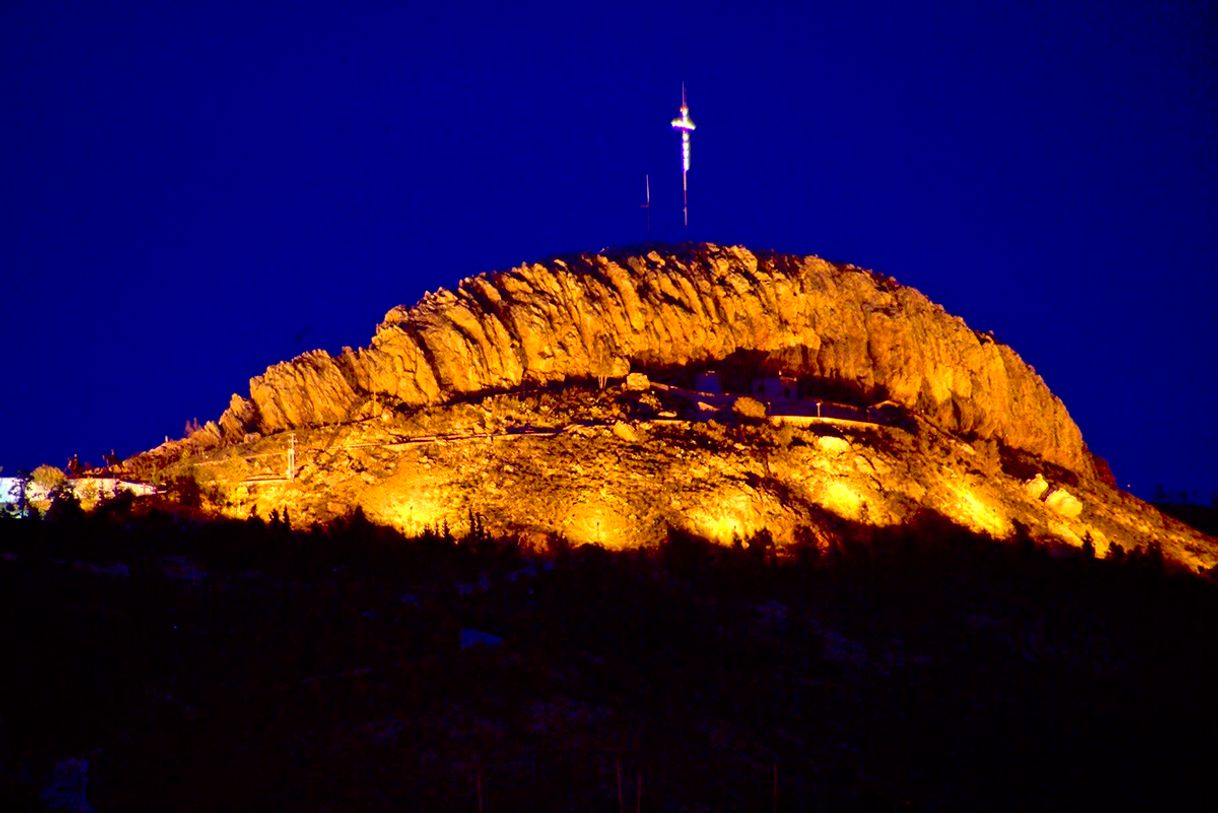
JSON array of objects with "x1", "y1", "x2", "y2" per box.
[{"x1": 670, "y1": 83, "x2": 696, "y2": 227}]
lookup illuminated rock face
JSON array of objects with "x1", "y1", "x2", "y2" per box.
[
  {"x1": 146, "y1": 384, "x2": 1217, "y2": 573},
  {"x1": 214, "y1": 244, "x2": 1095, "y2": 478},
  {"x1": 125, "y1": 243, "x2": 1218, "y2": 570}
]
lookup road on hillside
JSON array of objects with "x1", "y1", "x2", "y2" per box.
[{"x1": 194, "y1": 386, "x2": 899, "y2": 482}]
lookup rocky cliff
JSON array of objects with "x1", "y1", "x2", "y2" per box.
[
  {"x1": 213, "y1": 244, "x2": 1094, "y2": 478},
  {"x1": 129, "y1": 243, "x2": 1218, "y2": 571}
]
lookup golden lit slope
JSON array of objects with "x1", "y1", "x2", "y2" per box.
[{"x1": 134, "y1": 382, "x2": 1216, "y2": 573}]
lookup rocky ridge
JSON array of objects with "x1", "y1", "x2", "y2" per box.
[
  {"x1": 208, "y1": 244, "x2": 1093, "y2": 478},
  {"x1": 129, "y1": 244, "x2": 1218, "y2": 572}
]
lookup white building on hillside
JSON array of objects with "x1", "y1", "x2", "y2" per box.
[{"x1": 1, "y1": 476, "x2": 159, "y2": 512}]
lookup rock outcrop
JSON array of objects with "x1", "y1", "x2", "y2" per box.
[
  {"x1": 126, "y1": 244, "x2": 1218, "y2": 570},
  {"x1": 214, "y1": 244, "x2": 1094, "y2": 478},
  {"x1": 142, "y1": 380, "x2": 1216, "y2": 572}
]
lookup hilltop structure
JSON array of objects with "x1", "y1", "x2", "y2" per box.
[{"x1": 671, "y1": 85, "x2": 696, "y2": 226}]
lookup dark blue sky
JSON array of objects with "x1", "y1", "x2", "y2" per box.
[{"x1": 3, "y1": 1, "x2": 1215, "y2": 501}]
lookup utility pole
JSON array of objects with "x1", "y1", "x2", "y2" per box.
[
  {"x1": 287, "y1": 433, "x2": 296, "y2": 481},
  {"x1": 641, "y1": 174, "x2": 651, "y2": 235}
]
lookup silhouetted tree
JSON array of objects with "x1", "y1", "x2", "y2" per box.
[
  {"x1": 45, "y1": 481, "x2": 84, "y2": 523},
  {"x1": 168, "y1": 473, "x2": 202, "y2": 508},
  {"x1": 745, "y1": 528, "x2": 774, "y2": 563}
]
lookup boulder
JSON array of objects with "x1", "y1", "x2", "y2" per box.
[
  {"x1": 1024, "y1": 474, "x2": 1050, "y2": 500},
  {"x1": 732, "y1": 396, "x2": 767, "y2": 421},
  {"x1": 1044, "y1": 487, "x2": 1083, "y2": 519},
  {"x1": 612, "y1": 421, "x2": 639, "y2": 442},
  {"x1": 625, "y1": 372, "x2": 651, "y2": 391}
]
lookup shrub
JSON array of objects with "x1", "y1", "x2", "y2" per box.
[
  {"x1": 732, "y1": 396, "x2": 767, "y2": 421},
  {"x1": 30, "y1": 464, "x2": 66, "y2": 491}
]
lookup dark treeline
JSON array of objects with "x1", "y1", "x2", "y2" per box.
[
  {"x1": 1, "y1": 499, "x2": 1215, "y2": 811},
  {"x1": 1155, "y1": 501, "x2": 1218, "y2": 537}
]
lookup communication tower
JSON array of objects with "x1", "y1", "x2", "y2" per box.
[{"x1": 670, "y1": 83, "x2": 696, "y2": 227}]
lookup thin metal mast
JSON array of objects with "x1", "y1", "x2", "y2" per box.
[
  {"x1": 682, "y1": 85, "x2": 687, "y2": 227},
  {"x1": 671, "y1": 82, "x2": 696, "y2": 227},
  {"x1": 641, "y1": 174, "x2": 651, "y2": 234}
]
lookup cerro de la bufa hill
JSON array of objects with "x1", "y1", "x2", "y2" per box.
[{"x1": 123, "y1": 243, "x2": 1217, "y2": 571}]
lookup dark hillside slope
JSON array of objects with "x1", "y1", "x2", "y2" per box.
[{"x1": 1, "y1": 508, "x2": 1214, "y2": 811}]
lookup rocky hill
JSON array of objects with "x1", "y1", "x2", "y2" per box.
[
  {"x1": 213, "y1": 244, "x2": 1091, "y2": 475},
  {"x1": 126, "y1": 244, "x2": 1217, "y2": 573}
]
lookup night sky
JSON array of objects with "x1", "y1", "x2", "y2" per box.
[{"x1": 3, "y1": 1, "x2": 1215, "y2": 501}]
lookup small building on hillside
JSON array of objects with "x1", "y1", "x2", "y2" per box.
[
  {"x1": 0, "y1": 476, "x2": 160, "y2": 514},
  {"x1": 754, "y1": 373, "x2": 799, "y2": 400},
  {"x1": 67, "y1": 477, "x2": 160, "y2": 501},
  {"x1": 695, "y1": 369, "x2": 723, "y2": 393}
]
